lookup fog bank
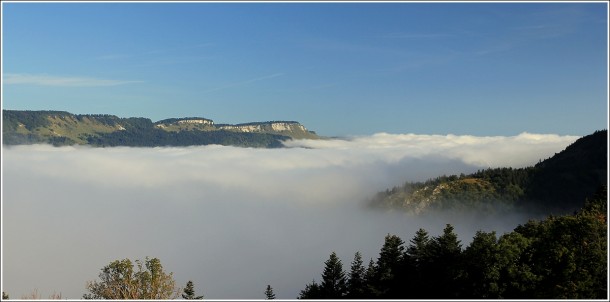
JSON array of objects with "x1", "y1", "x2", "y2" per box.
[{"x1": 2, "y1": 133, "x2": 578, "y2": 299}]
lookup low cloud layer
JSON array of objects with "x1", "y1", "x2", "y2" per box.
[{"x1": 2, "y1": 133, "x2": 578, "y2": 299}]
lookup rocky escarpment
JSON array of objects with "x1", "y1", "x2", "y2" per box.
[
  {"x1": 154, "y1": 117, "x2": 318, "y2": 139},
  {"x1": 2, "y1": 110, "x2": 320, "y2": 147},
  {"x1": 216, "y1": 121, "x2": 317, "y2": 139}
]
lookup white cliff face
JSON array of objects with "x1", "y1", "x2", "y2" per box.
[
  {"x1": 271, "y1": 122, "x2": 307, "y2": 132},
  {"x1": 151, "y1": 118, "x2": 316, "y2": 139},
  {"x1": 219, "y1": 122, "x2": 306, "y2": 133},
  {"x1": 218, "y1": 125, "x2": 262, "y2": 132},
  {"x1": 271, "y1": 123, "x2": 290, "y2": 131},
  {"x1": 177, "y1": 119, "x2": 214, "y2": 125},
  {"x1": 241, "y1": 125, "x2": 263, "y2": 132},
  {"x1": 155, "y1": 118, "x2": 214, "y2": 129}
]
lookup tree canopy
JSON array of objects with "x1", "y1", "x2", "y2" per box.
[
  {"x1": 299, "y1": 186, "x2": 607, "y2": 299},
  {"x1": 83, "y1": 257, "x2": 179, "y2": 299}
]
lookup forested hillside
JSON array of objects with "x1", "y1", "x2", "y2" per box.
[
  {"x1": 370, "y1": 130, "x2": 607, "y2": 215},
  {"x1": 2, "y1": 110, "x2": 318, "y2": 148},
  {"x1": 302, "y1": 186, "x2": 607, "y2": 299}
]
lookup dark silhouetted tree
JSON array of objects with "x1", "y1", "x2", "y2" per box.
[
  {"x1": 297, "y1": 280, "x2": 321, "y2": 299},
  {"x1": 182, "y1": 280, "x2": 204, "y2": 299},
  {"x1": 320, "y1": 252, "x2": 347, "y2": 298},
  {"x1": 364, "y1": 258, "x2": 378, "y2": 297},
  {"x1": 264, "y1": 285, "x2": 275, "y2": 300},
  {"x1": 374, "y1": 234, "x2": 404, "y2": 298},
  {"x1": 461, "y1": 231, "x2": 501, "y2": 298},
  {"x1": 402, "y1": 228, "x2": 432, "y2": 298},
  {"x1": 346, "y1": 251, "x2": 366, "y2": 298},
  {"x1": 427, "y1": 224, "x2": 463, "y2": 298}
]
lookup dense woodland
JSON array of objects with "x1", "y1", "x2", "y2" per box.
[
  {"x1": 300, "y1": 185, "x2": 607, "y2": 299},
  {"x1": 370, "y1": 130, "x2": 607, "y2": 215}
]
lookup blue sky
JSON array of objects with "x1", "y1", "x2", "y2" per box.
[{"x1": 1, "y1": 1, "x2": 608, "y2": 136}]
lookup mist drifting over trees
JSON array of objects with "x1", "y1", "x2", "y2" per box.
[{"x1": 2, "y1": 133, "x2": 585, "y2": 298}]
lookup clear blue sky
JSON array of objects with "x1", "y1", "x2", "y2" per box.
[{"x1": 2, "y1": 1, "x2": 608, "y2": 136}]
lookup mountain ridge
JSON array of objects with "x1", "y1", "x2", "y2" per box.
[{"x1": 2, "y1": 109, "x2": 319, "y2": 147}]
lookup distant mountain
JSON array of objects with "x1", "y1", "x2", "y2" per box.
[
  {"x1": 370, "y1": 130, "x2": 608, "y2": 215},
  {"x1": 2, "y1": 110, "x2": 320, "y2": 148}
]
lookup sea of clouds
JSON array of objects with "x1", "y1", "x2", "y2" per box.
[{"x1": 1, "y1": 132, "x2": 579, "y2": 299}]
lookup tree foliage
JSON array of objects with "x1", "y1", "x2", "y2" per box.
[
  {"x1": 84, "y1": 257, "x2": 179, "y2": 299},
  {"x1": 182, "y1": 280, "x2": 204, "y2": 299},
  {"x1": 372, "y1": 234, "x2": 405, "y2": 298},
  {"x1": 319, "y1": 252, "x2": 347, "y2": 298},
  {"x1": 300, "y1": 186, "x2": 607, "y2": 299},
  {"x1": 264, "y1": 284, "x2": 276, "y2": 300},
  {"x1": 346, "y1": 252, "x2": 366, "y2": 298},
  {"x1": 370, "y1": 130, "x2": 607, "y2": 215},
  {"x1": 297, "y1": 279, "x2": 321, "y2": 299}
]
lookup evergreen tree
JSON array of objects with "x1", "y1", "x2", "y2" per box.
[
  {"x1": 320, "y1": 252, "x2": 347, "y2": 298},
  {"x1": 297, "y1": 280, "x2": 321, "y2": 299},
  {"x1": 364, "y1": 258, "x2": 379, "y2": 298},
  {"x1": 374, "y1": 234, "x2": 405, "y2": 298},
  {"x1": 298, "y1": 186, "x2": 607, "y2": 299},
  {"x1": 182, "y1": 280, "x2": 204, "y2": 299},
  {"x1": 264, "y1": 285, "x2": 276, "y2": 300},
  {"x1": 461, "y1": 231, "x2": 501, "y2": 298},
  {"x1": 403, "y1": 228, "x2": 432, "y2": 298},
  {"x1": 427, "y1": 224, "x2": 463, "y2": 298},
  {"x1": 406, "y1": 228, "x2": 431, "y2": 265},
  {"x1": 346, "y1": 251, "x2": 366, "y2": 298}
]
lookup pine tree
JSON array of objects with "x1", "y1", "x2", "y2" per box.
[
  {"x1": 364, "y1": 258, "x2": 379, "y2": 297},
  {"x1": 320, "y1": 252, "x2": 347, "y2": 298},
  {"x1": 406, "y1": 228, "x2": 431, "y2": 266},
  {"x1": 346, "y1": 251, "x2": 366, "y2": 298},
  {"x1": 298, "y1": 279, "x2": 321, "y2": 299},
  {"x1": 182, "y1": 280, "x2": 204, "y2": 299},
  {"x1": 264, "y1": 284, "x2": 276, "y2": 300},
  {"x1": 374, "y1": 234, "x2": 405, "y2": 298},
  {"x1": 404, "y1": 228, "x2": 432, "y2": 298},
  {"x1": 428, "y1": 224, "x2": 463, "y2": 298}
]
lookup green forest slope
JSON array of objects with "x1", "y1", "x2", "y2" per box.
[{"x1": 370, "y1": 130, "x2": 608, "y2": 215}]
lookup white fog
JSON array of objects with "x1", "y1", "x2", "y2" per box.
[{"x1": 2, "y1": 132, "x2": 579, "y2": 299}]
